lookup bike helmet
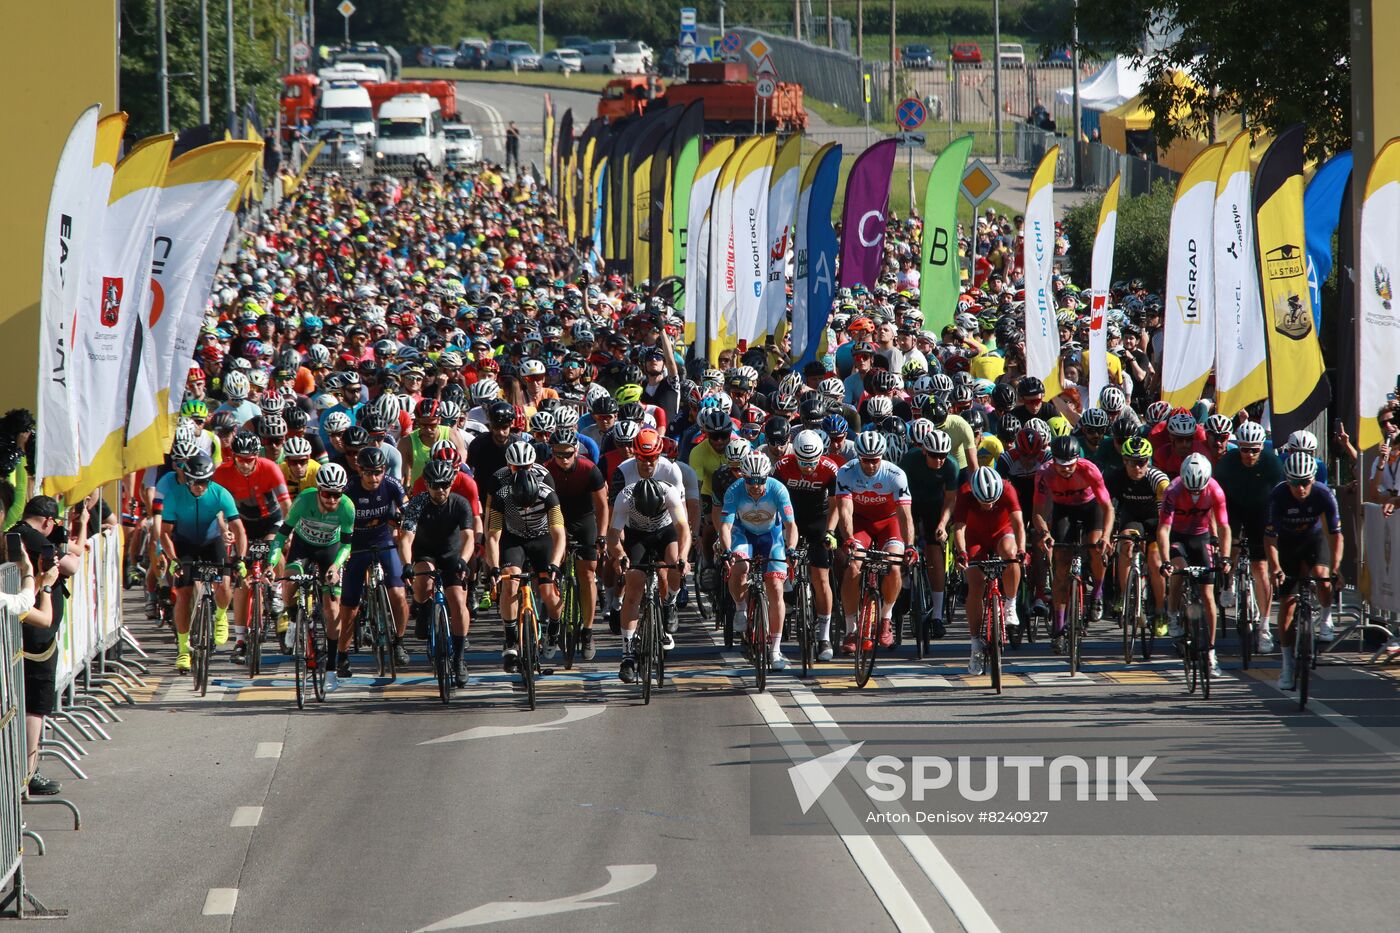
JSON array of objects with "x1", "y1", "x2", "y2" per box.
[
  {"x1": 504, "y1": 439, "x2": 537, "y2": 467},
  {"x1": 764, "y1": 416, "x2": 792, "y2": 447},
  {"x1": 925, "y1": 428, "x2": 955, "y2": 456},
  {"x1": 1205, "y1": 413, "x2": 1233, "y2": 437},
  {"x1": 930, "y1": 373, "x2": 955, "y2": 397},
  {"x1": 723, "y1": 438, "x2": 751, "y2": 462},
  {"x1": 998, "y1": 415, "x2": 1023, "y2": 442},
  {"x1": 1016, "y1": 375, "x2": 1045, "y2": 397},
  {"x1": 1099, "y1": 385, "x2": 1127, "y2": 414},
  {"x1": 231, "y1": 431, "x2": 261, "y2": 457},
  {"x1": 551, "y1": 427, "x2": 579, "y2": 448},
  {"x1": 1166, "y1": 412, "x2": 1198, "y2": 438},
  {"x1": 357, "y1": 446, "x2": 388, "y2": 472},
  {"x1": 520, "y1": 358, "x2": 547, "y2": 378},
  {"x1": 316, "y1": 462, "x2": 348, "y2": 491},
  {"x1": 1287, "y1": 429, "x2": 1318, "y2": 454},
  {"x1": 223, "y1": 371, "x2": 250, "y2": 400},
  {"x1": 1015, "y1": 425, "x2": 1047, "y2": 457},
  {"x1": 183, "y1": 453, "x2": 216, "y2": 481},
  {"x1": 1180, "y1": 452, "x2": 1212, "y2": 492},
  {"x1": 772, "y1": 393, "x2": 799, "y2": 416},
  {"x1": 612, "y1": 421, "x2": 641, "y2": 445},
  {"x1": 209, "y1": 410, "x2": 240, "y2": 434},
  {"x1": 511, "y1": 469, "x2": 540, "y2": 505},
  {"x1": 866, "y1": 396, "x2": 894, "y2": 420},
  {"x1": 323, "y1": 411, "x2": 352, "y2": 435},
  {"x1": 528, "y1": 411, "x2": 556, "y2": 434},
  {"x1": 591, "y1": 395, "x2": 620, "y2": 416},
  {"x1": 822, "y1": 413, "x2": 849, "y2": 437},
  {"x1": 1080, "y1": 407, "x2": 1109, "y2": 431},
  {"x1": 854, "y1": 430, "x2": 887, "y2": 459},
  {"x1": 1284, "y1": 450, "x2": 1318, "y2": 481},
  {"x1": 618, "y1": 402, "x2": 646, "y2": 424},
  {"x1": 1235, "y1": 421, "x2": 1267, "y2": 447},
  {"x1": 170, "y1": 438, "x2": 200, "y2": 462},
  {"x1": 487, "y1": 400, "x2": 517, "y2": 428},
  {"x1": 430, "y1": 439, "x2": 459, "y2": 461},
  {"x1": 991, "y1": 383, "x2": 1017, "y2": 411},
  {"x1": 258, "y1": 394, "x2": 286, "y2": 415},
  {"x1": 471, "y1": 378, "x2": 501, "y2": 405},
  {"x1": 259, "y1": 415, "x2": 287, "y2": 440},
  {"x1": 970, "y1": 466, "x2": 1004, "y2": 504},
  {"x1": 699, "y1": 408, "x2": 732, "y2": 433},
  {"x1": 180, "y1": 398, "x2": 209, "y2": 419},
  {"x1": 415, "y1": 398, "x2": 442, "y2": 420},
  {"x1": 371, "y1": 393, "x2": 401, "y2": 422},
  {"x1": 907, "y1": 418, "x2": 936, "y2": 450},
  {"x1": 341, "y1": 427, "x2": 370, "y2": 451},
  {"x1": 632, "y1": 478, "x2": 669, "y2": 518},
  {"x1": 635, "y1": 427, "x2": 663, "y2": 458},
  {"x1": 438, "y1": 401, "x2": 461, "y2": 424},
  {"x1": 1121, "y1": 436, "x2": 1153, "y2": 460},
  {"x1": 1111, "y1": 413, "x2": 1141, "y2": 444},
  {"x1": 818, "y1": 377, "x2": 845, "y2": 401},
  {"x1": 1050, "y1": 435, "x2": 1080, "y2": 465},
  {"x1": 740, "y1": 451, "x2": 773, "y2": 481},
  {"x1": 792, "y1": 430, "x2": 825, "y2": 464},
  {"x1": 1145, "y1": 400, "x2": 1171, "y2": 425},
  {"x1": 872, "y1": 370, "x2": 900, "y2": 394},
  {"x1": 424, "y1": 460, "x2": 457, "y2": 487},
  {"x1": 282, "y1": 436, "x2": 312, "y2": 459}
]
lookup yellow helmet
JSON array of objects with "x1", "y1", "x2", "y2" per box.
[{"x1": 614, "y1": 383, "x2": 644, "y2": 406}]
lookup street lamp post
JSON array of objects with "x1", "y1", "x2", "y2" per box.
[
  {"x1": 993, "y1": 0, "x2": 1002, "y2": 164},
  {"x1": 158, "y1": 0, "x2": 170, "y2": 133},
  {"x1": 1071, "y1": 0, "x2": 1082, "y2": 188},
  {"x1": 200, "y1": 0, "x2": 210, "y2": 124},
  {"x1": 227, "y1": 0, "x2": 237, "y2": 135}
]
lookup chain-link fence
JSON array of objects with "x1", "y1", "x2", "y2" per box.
[
  {"x1": 1014, "y1": 123, "x2": 1180, "y2": 196},
  {"x1": 899, "y1": 62, "x2": 1094, "y2": 128}
]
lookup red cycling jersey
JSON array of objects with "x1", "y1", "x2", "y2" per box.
[
  {"x1": 1033, "y1": 459, "x2": 1110, "y2": 510},
  {"x1": 212, "y1": 457, "x2": 290, "y2": 523},
  {"x1": 952, "y1": 481, "x2": 1022, "y2": 558},
  {"x1": 773, "y1": 454, "x2": 840, "y2": 522},
  {"x1": 1158, "y1": 478, "x2": 1229, "y2": 536},
  {"x1": 410, "y1": 468, "x2": 481, "y2": 517}
]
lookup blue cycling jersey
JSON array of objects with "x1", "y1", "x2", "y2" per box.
[
  {"x1": 347, "y1": 476, "x2": 405, "y2": 549},
  {"x1": 156, "y1": 473, "x2": 240, "y2": 545},
  {"x1": 720, "y1": 477, "x2": 794, "y2": 534},
  {"x1": 1265, "y1": 481, "x2": 1342, "y2": 538}
]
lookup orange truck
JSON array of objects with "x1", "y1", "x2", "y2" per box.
[
  {"x1": 281, "y1": 74, "x2": 458, "y2": 136},
  {"x1": 597, "y1": 75, "x2": 666, "y2": 121},
  {"x1": 659, "y1": 62, "x2": 806, "y2": 134}
]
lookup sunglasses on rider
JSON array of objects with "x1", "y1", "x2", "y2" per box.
[{"x1": 361, "y1": 468, "x2": 386, "y2": 477}]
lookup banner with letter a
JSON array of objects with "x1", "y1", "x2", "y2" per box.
[
  {"x1": 1022, "y1": 146, "x2": 1060, "y2": 396},
  {"x1": 793, "y1": 142, "x2": 842, "y2": 368},
  {"x1": 1162, "y1": 143, "x2": 1225, "y2": 409},
  {"x1": 1213, "y1": 133, "x2": 1268, "y2": 417},
  {"x1": 1253, "y1": 123, "x2": 1329, "y2": 442},
  {"x1": 1357, "y1": 137, "x2": 1400, "y2": 450},
  {"x1": 919, "y1": 135, "x2": 972, "y2": 334},
  {"x1": 837, "y1": 138, "x2": 896, "y2": 290}
]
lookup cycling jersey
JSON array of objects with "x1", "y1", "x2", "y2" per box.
[
  {"x1": 410, "y1": 466, "x2": 481, "y2": 517},
  {"x1": 467, "y1": 431, "x2": 525, "y2": 500},
  {"x1": 1033, "y1": 459, "x2": 1110, "y2": 510},
  {"x1": 608, "y1": 457, "x2": 685, "y2": 505},
  {"x1": 773, "y1": 454, "x2": 839, "y2": 524},
  {"x1": 272, "y1": 488, "x2": 356, "y2": 566},
  {"x1": 896, "y1": 449, "x2": 959, "y2": 524},
  {"x1": 211, "y1": 457, "x2": 290, "y2": 524},
  {"x1": 951, "y1": 480, "x2": 1022, "y2": 555},
  {"x1": 1159, "y1": 478, "x2": 1229, "y2": 536},
  {"x1": 1213, "y1": 448, "x2": 1286, "y2": 522},
  {"x1": 1265, "y1": 481, "x2": 1342, "y2": 539},
  {"x1": 834, "y1": 460, "x2": 912, "y2": 521},
  {"x1": 719, "y1": 477, "x2": 794, "y2": 534},
  {"x1": 544, "y1": 456, "x2": 606, "y2": 520},
  {"x1": 157, "y1": 477, "x2": 240, "y2": 546},
  {"x1": 281, "y1": 458, "x2": 321, "y2": 495},
  {"x1": 935, "y1": 414, "x2": 977, "y2": 470},
  {"x1": 690, "y1": 439, "x2": 730, "y2": 499},
  {"x1": 487, "y1": 466, "x2": 564, "y2": 539},
  {"x1": 401, "y1": 491, "x2": 474, "y2": 559},
  {"x1": 407, "y1": 425, "x2": 453, "y2": 483},
  {"x1": 346, "y1": 476, "x2": 405, "y2": 549},
  {"x1": 1106, "y1": 465, "x2": 1170, "y2": 526},
  {"x1": 610, "y1": 480, "x2": 684, "y2": 532}
]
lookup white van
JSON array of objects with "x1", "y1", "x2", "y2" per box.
[
  {"x1": 317, "y1": 80, "x2": 376, "y2": 139},
  {"x1": 317, "y1": 61, "x2": 385, "y2": 84},
  {"x1": 374, "y1": 93, "x2": 446, "y2": 170}
]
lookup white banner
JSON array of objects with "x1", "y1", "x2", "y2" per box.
[
  {"x1": 1213, "y1": 133, "x2": 1268, "y2": 417},
  {"x1": 1357, "y1": 137, "x2": 1400, "y2": 451},
  {"x1": 684, "y1": 140, "x2": 730, "y2": 349},
  {"x1": 1022, "y1": 147, "x2": 1060, "y2": 389},
  {"x1": 733, "y1": 136, "x2": 775, "y2": 348},
  {"x1": 763, "y1": 135, "x2": 801, "y2": 342},
  {"x1": 1087, "y1": 175, "x2": 1120, "y2": 402},
  {"x1": 1162, "y1": 143, "x2": 1225, "y2": 408},
  {"x1": 36, "y1": 105, "x2": 102, "y2": 491},
  {"x1": 1364, "y1": 504, "x2": 1400, "y2": 614}
]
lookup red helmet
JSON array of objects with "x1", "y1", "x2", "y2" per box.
[{"x1": 635, "y1": 427, "x2": 663, "y2": 458}]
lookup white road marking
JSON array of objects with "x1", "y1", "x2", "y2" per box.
[
  {"x1": 229, "y1": 806, "x2": 263, "y2": 828},
  {"x1": 415, "y1": 864, "x2": 656, "y2": 931},
  {"x1": 1027, "y1": 671, "x2": 1094, "y2": 686},
  {"x1": 202, "y1": 888, "x2": 238, "y2": 916},
  {"x1": 254, "y1": 742, "x2": 283, "y2": 759},
  {"x1": 419, "y1": 704, "x2": 606, "y2": 745},
  {"x1": 887, "y1": 675, "x2": 954, "y2": 689},
  {"x1": 789, "y1": 686, "x2": 1002, "y2": 933}
]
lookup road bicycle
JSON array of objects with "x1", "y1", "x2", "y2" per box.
[
  {"x1": 968, "y1": 557, "x2": 1014, "y2": 694},
  {"x1": 501, "y1": 569, "x2": 551, "y2": 710},
  {"x1": 1112, "y1": 530, "x2": 1154, "y2": 664},
  {"x1": 787, "y1": 543, "x2": 818, "y2": 677},
  {"x1": 281, "y1": 568, "x2": 328, "y2": 709},
  {"x1": 558, "y1": 543, "x2": 584, "y2": 670},
  {"x1": 849, "y1": 545, "x2": 903, "y2": 689},
  {"x1": 186, "y1": 561, "x2": 227, "y2": 697},
  {"x1": 1171, "y1": 565, "x2": 1216, "y2": 700},
  {"x1": 1049, "y1": 532, "x2": 1091, "y2": 674},
  {"x1": 1286, "y1": 574, "x2": 1333, "y2": 711},
  {"x1": 1225, "y1": 537, "x2": 1259, "y2": 670},
  {"x1": 354, "y1": 546, "x2": 399, "y2": 680},
  {"x1": 632, "y1": 559, "x2": 683, "y2": 703},
  {"x1": 241, "y1": 542, "x2": 275, "y2": 677}
]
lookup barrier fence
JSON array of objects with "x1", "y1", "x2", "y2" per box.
[
  {"x1": 1012, "y1": 122, "x2": 1181, "y2": 195},
  {"x1": 0, "y1": 563, "x2": 23, "y2": 915}
]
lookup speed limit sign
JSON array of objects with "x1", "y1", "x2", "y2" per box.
[{"x1": 755, "y1": 75, "x2": 776, "y2": 99}]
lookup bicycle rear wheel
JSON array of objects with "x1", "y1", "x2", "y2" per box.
[
  {"x1": 909, "y1": 563, "x2": 931, "y2": 659},
  {"x1": 988, "y1": 590, "x2": 1003, "y2": 695},
  {"x1": 1066, "y1": 579, "x2": 1082, "y2": 674},
  {"x1": 1296, "y1": 609, "x2": 1312, "y2": 711},
  {"x1": 293, "y1": 607, "x2": 307, "y2": 710},
  {"x1": 1237, "y1": 568, "x2": 1255, "y2": 671},
  {"x1": 1197, "y1": 614, "x2": 1211, "y2": 700},
  {"x1": 520, "y1": 606, "x2": 537, "y2": 710},
  {"x1": 1182, "y1": 610, "x2": 1198, "y2": 694},
  {"x1": 853, "y1": 580, "x2": 880, "y2": 689},
  {"x1": 247, "y1": 583, "x2": 264, "y2": 678},
  {"x1": 560, "y1": 569, "x2": 579, "y2": 670},
  {"x1": 796, "y1": 576, "x2": 813, "y2": 678},
  {"x1": 310, "y1": 608, "x2": 328, "y2": 702},
  {"x1": 370, "y1": 585, "x2": 389, "y2": 678},
  {"x1": 435, "y1": 602, "x2": 452, "y2": 704},
  {"x1": 722, "y1": 591, "x2": 735, "y2": 648}
]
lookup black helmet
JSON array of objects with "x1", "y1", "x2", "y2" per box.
[
  {"x1": 1017, "y1": 375, "x2": 1046, "y2": 397},
  {"x1": 873, "y1": 370, "x2": 900, "y2": 393},
  {"x1": 359, "y1": 411, "x2": 388, "y2": 435},
  {"x1": 209, "y1": 410, "x2": 240, "y2": 433},
  {"x1": 590, "y1": 395, "x2": 619, "y2": 416},
  {"x1": 991, "y1": 383, "x2": 1017, "y2": 411},
  {"x1": 618, "y1": 401, "x2": 645, "y2": 423},
  {"x1": 342, "y1": 426, "x2": 370, "y2": 449},
  {"x1": 356, "y1": 446, "x2": 388, "y2": 472},
  {"x1": 283, "y1": 406, "x2": 309, "y2": 431},
  {"x1": 487, "y1": 400, "x2": 517, "y2": 428},
  {"x1": 797, "y1": 396, "x2": 827, "y2": 426},
  {"x1": 510, "y1": 468, "x2": 540, "y2": 504},
  {"x1": 424, "y1": 459, "x2": 457, "y2": 488},
  {"x1": 633, "y1": 478, "x2": 668, "y2": 518},
  {"x1": 440, "y1": 382, "x2": 467, "y2": 406},
  {"x1": 998, "y1": 414, "x2": 1022, "y2": 442},
  {"x1": 963, "y1": 408, "x2": 986, "y2": 432},
  {"x1": 183, "y1": 453, "x2": 216, "y2": 481},
  {"x1": 1050, "y1": 435, "x2": 1080, "y2": 464},
  {"x1": 764, "y1": 415, "x2": 792, "y2": 446},
  {"x1": 927, "y1": 399, "x2": 949, "y2": 426},
  {"x1": 231, "y1": 431, "x2": 261, "y2": 457}
]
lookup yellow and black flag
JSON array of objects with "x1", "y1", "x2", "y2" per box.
[{"x1": 1253, "y1": 123, "x2": 1330, "y2": 441}]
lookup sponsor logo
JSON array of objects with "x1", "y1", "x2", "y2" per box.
[
  {"x1": 100, "y1": 276, "x2": 123, "y2": 328},
  {"x1": 1263, "y1": 245, "x2": 1310, "y2": 340},
  {"x1": 858, "y1": 210, "x2": 884, "y2": 247},
  {"x1": 1375, "y1": 264, "x2": 1393, "y2": 312},
  {"x1": 1176, "y1": 237, "x2": 1200, "y2": 323}
]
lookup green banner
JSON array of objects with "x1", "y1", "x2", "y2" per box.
[{"x1": 919, "y1": 136, "x2": 973, "y2": 333}]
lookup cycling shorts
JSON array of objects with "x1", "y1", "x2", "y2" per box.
[
  {"x1": 1051, "y1": 500, "x2": 1103, "y2": 543},
  {"x1": 1118, "y1": 520, "x2": 1159, "y2": 544},
  {"x1": 409, "y1": 553, "x2": 471, "y2": 588},
  {"x1": 967, "y1": 531, "x2": 1016, "y2": 562},
  {"x1": 341, "y1": 546, "x2": 405, "y2": 608},
  {"x1": 499, "y1": 530, "x2": 555, "y2": 577},
  {"x1": 1168, "y1": 531, "x2": 1215, "y2": 572},
  {"x1": 173, "y1": 538, "x2": 230, "y2": 589},
  {"x1": 852, "y1": 513, "x2": 905, "y2": 554},
  {"x1": 1276, "y1": 529, "x2": 1327, "y2": 597},
  {"x1": 797, "y1": 521, "x2": 833, "y2": 569},
  {"x1": 1231, "y1": 513, "x2": 1267, "y2": 558},
  {"x1": 243, "y1": 514, "x2": 280, "y2": 541},
  {"x1": 285, "y1": 538, "x2": 344, "y2": 597},
  {"x1": 622, "y1": 525, "x2": 678, "y2": 568},
  {"x1": 565, "y1": 513, "x2": 600, "y2": 561},
  {"x1": 731, "y1": 526, "x2": 788, "y2": 579}
]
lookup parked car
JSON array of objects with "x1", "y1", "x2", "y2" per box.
[
  {"x1": 580, "y1": 40, "x2": 648, "y2": 75},
  {"x1": 1041, "y1": 46, "x2": 1073, "y2": 64},
  {"x1": 998, "y1": 43, "x2": 1026, "y2": 67},
  {"x1": 541, "y1": 48, "x2": 583, "y2": 75},
  {"x1": 374, "y1": 93, "x2": 447, "y2": 170},
  {"x1": 950, "y1": 42, "x2": 983, "y2": 64},
  {"x1": 560, "y1": 35, "x2": 591, "y2": 51},
  {"x1": 313, "y1": 120, "x2": 365, "y2": 171},
  {"x1": 901, "y1": 44, "x2": 935, "y2": 68},
  {"x1": 455, "y1": 46, "x2": 487, "y2": 70},
  {"x1": 486, "y1": 40, "x2": 540, "y2": 71},
  {"x1": 443, "y1": 123, "x2": 483, "y2": 167}
]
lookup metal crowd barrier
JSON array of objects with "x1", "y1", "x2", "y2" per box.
[{"x1": 0, "y1": 563, "x2": 26, "y2": 916}]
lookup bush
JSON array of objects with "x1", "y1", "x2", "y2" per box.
[{"x1": 1061, "y1": 181, "x2": 1176, "y2": 293}]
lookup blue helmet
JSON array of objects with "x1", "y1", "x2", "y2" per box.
[{"x1": 822, "y1": 413, "x2": 849, "y2": 436}]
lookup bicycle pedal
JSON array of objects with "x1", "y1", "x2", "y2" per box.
[{"x1": 540, "y1": 667, "x2": 555, "y2": 677}]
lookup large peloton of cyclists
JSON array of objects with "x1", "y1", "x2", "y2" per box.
[{"x1": 125, "y1": 167, "x2": 1355, "y2": 703}]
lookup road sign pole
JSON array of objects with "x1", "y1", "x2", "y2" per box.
[{"x1": 908, "y1": 144, "x2": 914, "y2": 217}]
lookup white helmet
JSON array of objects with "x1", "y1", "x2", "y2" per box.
[
  {"x1": 323, "y1": 411, "x2": 352, "y2": 435},
  {"x1": 1235, "y1": 421, "x2": 1267, "y2": 447},
  {"x1": 554, "y1": 406, "x2": 580, "y2": 428},
  {"x1": 819, "y1": 377, "x2": 845, "y2": 401},
  {"x1": 1180, "y1": 452, "x2": 1212, "y2": 492},
  {"x1": 528, "y1": 411, "x2": 556, "y2": 434},
  {"x1": 371, "y1": 393, "x2": 401, "y2": 421},
  {"x1": 1284, "y1": 449, "x2": 1318, "y2": 481},
  {"x1": 1287, "y1": 429, "x2": 1318, "y2": 454},
  {"x1": 854, "y1": 430, "x2": 887, "y2": 459},
  {"x1": 921, "y1": 428, "x2": 953, "y2": 456},
  {"x1": 504, "y1": 439, "x2": 537, "y2": 467},
  {"x1": 613, "y1": 421, "x2": 641, "y2": 444},
  {"x1": 315, "y1": 461, "x2": 348, "y2": 491},
  {"x1": 970, "y1": 466, "x2": 1004, "y2": 503},
  {"x1": 223, "y1": 370, "x2": 250, "y2": 400},
  {"x1": 520, "y1": 358, "x2": 547, "y2": 378},
  {"x1": 740, "y1": 451, "x2": 772, "y2": 480},
  {"x1": 1099, "y1": 385, "x2": 1127, "y2": 413},
  {"x1": 907, "y1": 418, "x2": 936, "y2": 449},
  {"x1": 1166, "y1": 412, "x2": 1198, "y2": 438},
  {"x1": 282, "y1": 436, "x2": 312, "y2": 458},
  {"x1": 792, "y1": 429, "x2": 825, "y2": 463},
  {"x1": 866, "y1": 396, "x2": 894, "y2": 420},
  {"x1": 723, "y1": 438, "x2": 751, "y2": 462}
]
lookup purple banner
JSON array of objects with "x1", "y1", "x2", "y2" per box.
[{"x1": 837, "y1": 138, "x2": 897, "y2": 289}]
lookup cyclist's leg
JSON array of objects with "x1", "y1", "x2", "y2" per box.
[
  {"x1": 410, "y1": 557, "x2": 438, "y2": 637},
  {"x1": 878, "y1": 529, "x2": 905, "y2": 627},
  {"x1": 761, "y1": 530, "x2": 787, "y2": 644},
  {"x1": 441, "y1": 558, "x2": 471, "y2": 639},
  {"x1": 728, "y1": 528, "x2": 755, "y2": 630},
  {"x1": 378, "y1": 546, "x2": 409, "y2": 641},
  {"x1": 570, "y1": 520, "x2": 600, "y2": 631},
  {"x1": 842, "y1": 528, "x2": 873, "y2": 644},
  {"x1": 335, "y1": 549, "x2": 373, "y2": 669},
  {"x1": 965, "y1": 566, "x2": 986, "y2": 636},
  {"x1": 996, "y1": 533, "x2": 1022, "y2": 606},
  {"x1": 805, "y1": 527, "x2": 834, "y2": 642}
]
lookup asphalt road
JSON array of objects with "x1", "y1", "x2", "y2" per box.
[
  {"x1": 453, "y1": 82, "x2": 598, "y2": 169},
  {"x1": 19, "y1": 574, "x2": 1400, "y2": 932}
]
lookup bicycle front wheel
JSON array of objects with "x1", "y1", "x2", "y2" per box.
[
  {"x1": 560, "y1": 569, "x2": 579, "y2": 670},
  {"x1": 1237, "y1": 567, "x2": 1255, "y2": 671},
  {"x1": 1122, "y1": 565, "x2": 1140, "y2": 665},
  {"x1": 1066, "y1": 579, "x2": 1082, "y2": 674},
  {"x1": 640, "y1": 594, "x2": 657, "y2": 704},
  {"x1": 796, "y1": 576, "x2": 813, "y2": 678},
  {"x1": 748, "y1": 586, "x2": 767, "y2": 693},
  {"x1": 247, "y1": 583, "x2": 265, "y2": 678},
  {"x1": 293, "y1": 608, "x2": 307, "y2": 710},
  {"x1": 1197, "y1": 613, "x2": 1211, "y2": 700},
  {"x1": 435, "y1": 602, "x2": 452, "y2": 704},
  {"x1": 988, "y1": 590, "x2": 1003, "y2": 695},
  {"x1": 853, "y1": 581, "x2": 880, "y2": 689},
  {"x1": 520, "y1": 606, "x2": 537, "y2": 711},
  {"x1": 310, "y1": 607, "x2": 328, "y2": 702}
]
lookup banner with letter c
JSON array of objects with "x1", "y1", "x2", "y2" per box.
[
  {"x1": 837, "y1": 138, "x2": 896, "y2": 290},
  {"x1": 1022, "y1": 146, "x2": 1060, "y2": 396}
]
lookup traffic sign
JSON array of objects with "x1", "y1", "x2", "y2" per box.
[
  {"x1": 895, "y1": 132, "x2": 926, "y2": 149},
  {"x1": 755, "y1": 54, "x2": 777, "y2": 77},
  {"x1": 960, "y1": 158, "x2": 1000, "y2": 206},
  {"x1": 896, "y1": 97, "x2": 927, "y2": 131},
  {"x1": 755, "y1": 76, "x2": 777, "y2": 100},
  {"x1": 745, "y1": 37, "x2": 771, "y2": 62},
  {"x1": 679, "y1": 32, "x2": 697, "y2": 47},
  {"x1": 692, "y1": 45, "x2": 713, "y2": 63},
  {"x1": 337, "y1": 0, "x2": 355, "y2": 17},
  {"x1": 721, "y1": 32, "x2": 742, "y2": 55},
  {"x1": 292, "y1": 40, "x2": 311, "y2": 63},
  {"x1": 680, "y1": 7, "x2": 697, "y2": 28}
]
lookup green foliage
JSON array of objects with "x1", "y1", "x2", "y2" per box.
[
  {"x1": 121, "y1": 0, "x2": 284, "y2": 141},
  {"x1": 1061, "y1": 181, "x2": 1176, "y2": 293},
  {"x1": 1073, "y1": 0, "x2": 1349, "y2": 159}
]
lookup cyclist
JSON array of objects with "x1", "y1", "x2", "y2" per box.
[
  {"x1": 1266, "y1": 451, "x2": 1344, "y2": 688},
  {"x1": 1157, "y1": 452, "x2": 1230, "y2": 678},
  {"x1": 1214, "y1": 420, "x2": 1284, "y2": 652},
  {"x1": 213, "y1": 431, "x2": 291, "y2": 663},
  {"x1": 1034, "y1": 434, "x2": 1114, "y2": 652},
  {"x1": 401, "y1": 398, "x2": 465, "y2": 488},
  {"x1": 718, "y1": 451, "x2": 798, "y2": 670},
  {"x1": 543, "y1": 426, "x2": 609, "y2": 660},
  {"x1": 467, "y1": 400, "x2": 528, "y2": 503},
  {"x1": 1106, "y1": 436, "x2": 1170, "y2": 635},
  {"x1": 401, "y1": 459, "x2": 476, "y2": 688},
  {"x1": 607, "y1": 477, "x2": 689, "y2": 683},
  {"x1": 153, "y1": 454, "x2": 245, "y2": 673},
  {"x1": 483, "y1": 441, "x2": 566, "y2": 670},
  {"x1": 280, "y1": 435, "x2": 320, "y2": 494},
  {"x1": 951, "y1": 467, "x2": 1026, "y2": 673},
  {"x1": 336, "y1": 446, "x2": 410, "y2": 678},
  {"x1": 608, "y1": 428, "x2": 689, "y2": 636},
  {"x1": 898, "y1": 423, "x2": 959, "y2": 638},
  {"x1": 773, "y1": 429, "x2": 842, "y2": 661},
  {"x1": 1152, "y1": 409, "x2": 1209, "y2": 477},
  {"x1": 835, "y1": 431, "x2": 915, "y2": 652}
]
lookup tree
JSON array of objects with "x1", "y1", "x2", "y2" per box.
[
  {"x1": 1061, "y1": 181, "x2": 1176, "y2": 293},
  {"x1": 1072, "y1": 1, "x2": 1349, "y2": 160}
]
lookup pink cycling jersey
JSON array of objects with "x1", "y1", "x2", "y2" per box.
[
  {"x1": 1033, "y1": 459, "x2": 1110, "y2": 509},
  {"x1": 1158, "y1": 478, "x2": 1229, "y2": 535},
  {"x1": 834, "y1": 460, "x2": 911, "y2": 522}
]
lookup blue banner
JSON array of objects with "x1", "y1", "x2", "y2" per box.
[
  {"x1": 796, "y1": 145, "x2": 843, "y2": 369},
  {"x1": 1303, "y1": 150, "x2": 1352, "y2": 329}
]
